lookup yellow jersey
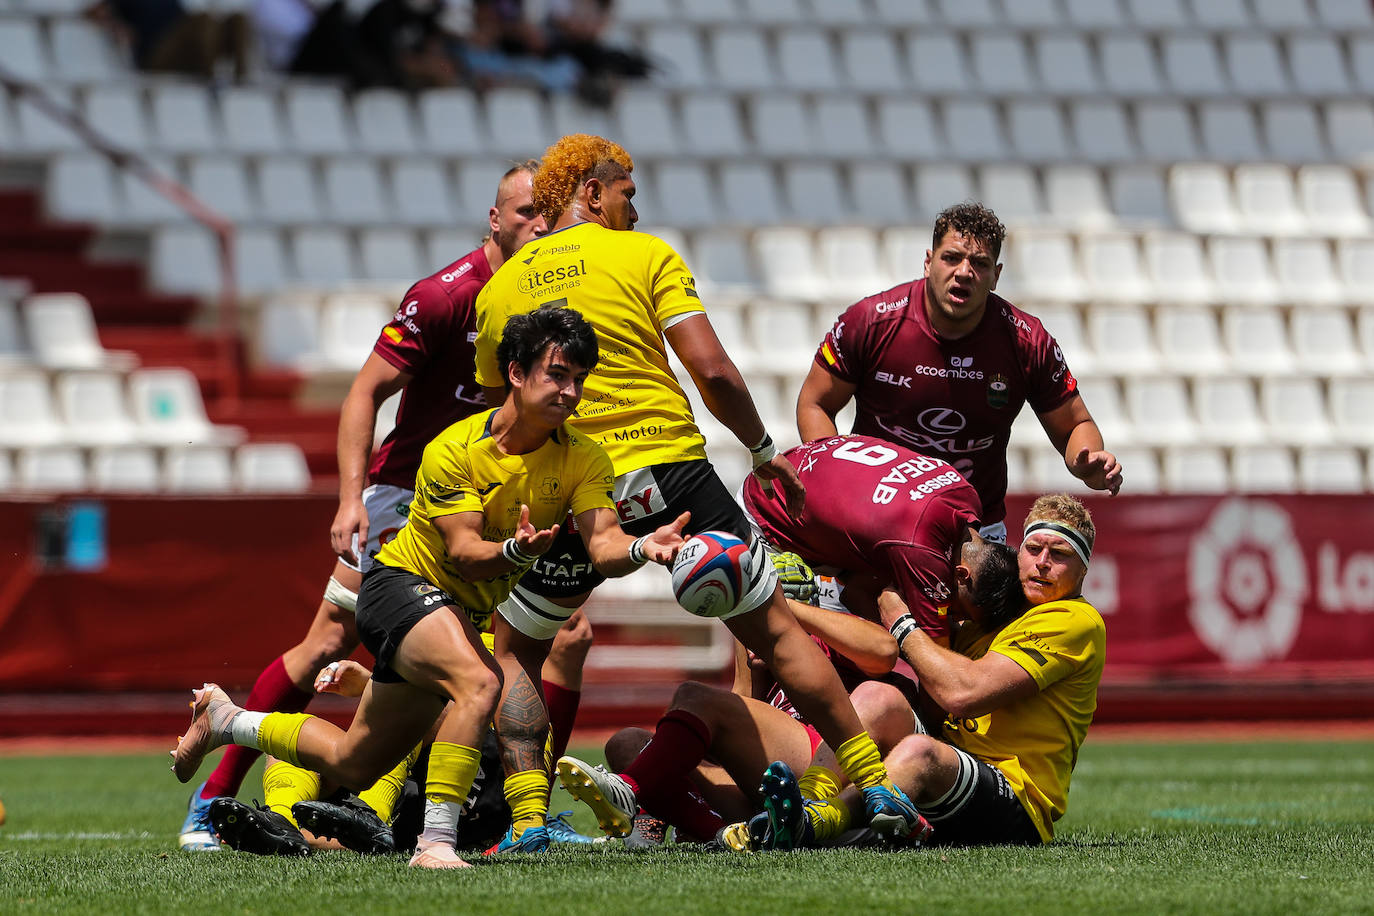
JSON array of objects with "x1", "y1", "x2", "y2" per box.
[
  {"x1": 474, "y1": 222, "x2": 708, "y2": 474},
  {"x1": 375, "y1": 408, "x2": 615, "y2": 632},
  {"x1": 942, "y1": 597, "x2": 1106, "y2": 841}
]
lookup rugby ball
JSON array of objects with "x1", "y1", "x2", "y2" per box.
[{"x1": 671, "y1": 530, "x2": 751, "y2": 619}]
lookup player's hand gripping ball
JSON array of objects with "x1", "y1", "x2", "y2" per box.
[
  {"x1": 672, "y1": 531, "x2": 752, "y2": 618},
  {"x1": 770, "y1": 550, "x2": 818, "y2": 604}
]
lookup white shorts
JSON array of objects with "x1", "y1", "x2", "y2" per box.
[{"x1": 339, "y1": 483, "x2": 415, "y2": 574}]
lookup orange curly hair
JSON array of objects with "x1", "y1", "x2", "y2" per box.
[{"x1": 533, "y1": 134, "x2": 634, "y2": 224}]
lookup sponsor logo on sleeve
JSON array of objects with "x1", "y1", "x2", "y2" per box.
[
  {"x1": 874, "y1": 296, "x2": 909, "y2": 314},
  {"x1": 440, "y1": 263, "x2": 474, "y2": 283},
  {"x1": 681, "y1": 276, "x2": 699, "y2": 299}
]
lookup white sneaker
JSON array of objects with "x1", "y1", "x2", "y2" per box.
[{"x1": 555, "y1": 756, "x2": 636, "y2": 838}]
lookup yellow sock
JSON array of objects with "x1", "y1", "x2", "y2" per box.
[
  {"x1": 834, "y1": 732, "x2": 889, "y2": 791},
  {"x1": 798, "y1": 765, "x2": 842, "y2": 801},
  {"x1": 262, "y1": 760, "x2": 320, "y2": 826},
  {"x1": 504, "y1": 769, "x2": 550, "y2": 837},
  {"x1": 425, "y1": 741, "x2": 483, "y2": 804},
  {"x1": 807, "y1": 798, "x2": 851, "y2": 844},
  {"x1": 359, "y1": 743, "x2": 422, "y2": 824},
  {"x1": 256, "y1": 713, "x2": 311, "y2": 768}
]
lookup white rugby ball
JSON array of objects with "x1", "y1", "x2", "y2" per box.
[{"x1": 671, "y1": 530, "x2": 751, "y2": 619}]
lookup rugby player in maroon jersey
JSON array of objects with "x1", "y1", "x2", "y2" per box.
[{"x1": 796, "y1": 202, "x2": 1121, "y2": 542}]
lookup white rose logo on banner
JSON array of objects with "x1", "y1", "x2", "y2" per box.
[{"x1": 1188, "y1": 498, "x2": 1307, "y2": 667}]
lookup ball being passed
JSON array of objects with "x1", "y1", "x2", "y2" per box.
[{"x1": 671, "y1": 530, "x2": 752, "y2": 619}]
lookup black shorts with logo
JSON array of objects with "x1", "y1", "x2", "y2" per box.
[
  {"x1": 515, "y1": 458, "x2": 750, "y2": 599},
  {"x1": 919, "y1": 746, "x2": 1044, "y2": 847},
  {"x1": 355, "y1": 563, "x2": 459, "y2": 683}
]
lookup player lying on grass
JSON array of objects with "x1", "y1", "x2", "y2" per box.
[
  {"x1": 756, "y1": 494, "x2": 1105, "y2": 849},
  {"x1": 172, "y1": 306, "x2": 687, "y2": 869}
]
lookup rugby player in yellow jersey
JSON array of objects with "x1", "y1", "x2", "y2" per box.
[
  {"x1": 471, "y1": 133, "x2": 925, "y2": 844},
  {"x1": 172, "y1": 306, "x2": 688, "y2": 869},
  {"x1": 759, "y1": 493, "x2": 1105, "y2": 847}
]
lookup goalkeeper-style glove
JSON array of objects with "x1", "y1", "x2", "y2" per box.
[{"x1": 770, "y1": 551, "x2": 818, "y2": 604}]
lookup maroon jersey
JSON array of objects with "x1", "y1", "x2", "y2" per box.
[
  {"x1": 744, "y1": 434, "x2": 981, "y2": 637},
  {"x1": 815, "y1": 278, "x2": 1077, "y2": 524},
  {"x1": 367, "y1": 248, "x2": 493, "y2": 488}
]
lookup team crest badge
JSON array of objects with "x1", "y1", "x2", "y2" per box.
[
  {"x1": 987, "y1": 374, "x2": 1010, "y2": 408},
  {"x1": 541, "y1": 477, "x2": 560, "y2": 497}
]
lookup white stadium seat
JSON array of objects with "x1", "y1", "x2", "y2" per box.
[
  {"x1": 775, "y1": 29, "x2": 841, "y2": 92},
  {"x1": 390, "y1": 159, "x2": 457, "y2": 228},
  {"x1": 151, "y1": 225, "x2": 219, "y2": 297},
  {"x1": 1209, "y1": 237, "x2": 1281, "y2": 307},
  {"x1": 1112, "y1": 446, "x2": 1162, "y2": 494},
  {"x1": 806, "y1": 0, "x2": 871, "y2": 26},
  {"x1": 359, "y1": 229, "x2": 423, "y2": 283},
  {"x1": 612, "y1": 88, "x2": 681, "y2": 158},
  {"x1": 352, "y1": 89, "x2": 419, "y2": 156},
  {"x1": 1354, "y1": 38, "x2": 1374, "y2": 96},
  {"x1": 550, "y1": 93, "x2": 612, "y2": 143},
  {"x1": 781, "y1": 162, "x2": 849, "y2": 225},
  {"x1": 321, "y1": 158, "x2": 392, "y2": 224},
  {"x1": 1199, "y1": 101, "x2": 1264, "y2": 162},
  {"x1": 849, "y1": 162, "x2": 913, "y2": 227},
  {"x1": 645, "y1": 26, "x2": 711, "y2": 89},
  {"x1": 1088, "y1": 305, "x2": 1160, "y2": 374},
  {"x1": 1065, "y1": 0, "x2": 1128, "y2": 27},
  {"x1": 1007, "y1": 101, "x2": 1070, "y2": 163},
  {"x1": 1099, "y1": 35, "x2": 1164, "y2": 97},
  {"x1": 719, "y1": 162, "x2": 783, "y2": 226},
  {"x1": 1298, "y1": 445, "x2": 1366, "y2": 493},
  {"x1": 1286, "y1": 36, "x2": 1351, "y2": 96},
  {"x1": 55, "y1": 371, "x2": 138, "y2": 447},
  {"x1": 1143, "y1": 233, "x2": 1215, "y2": 305},
  {"x1": 188, "y1": 156, "x2": 255, "y2": 223},
  {"x1": 1260, "y1": 102, "x2": 1328, "y2": 166},
  {"x1": 1163, "y1": 445, "x2": 1231, "y2": 494},
  {"x1": 1013, "y1": 233, "x2": 1085, "y2": 302},
  {"x1": 741, "y1": 0, "x2": 807, "y2": 26},
  {"x1": 236, "y1": 227, "x2": 289, "y2": 296},
  {"x1": 1223, "y1": 35, "x2": 1289, "y2": 97},
  {"x1": 164, "y1": 445, "x2": 234, "y2": 492},
  {"x1": 82, "y1": 87, "x2": 150, "y2": 152},
  {"x1": 1162, "y1": 35, "x2": 1228, "y2": 96},
  {"x1": 908, "y1": 32, "x2": 974, "y2": 95},
  {"x1": 1071, "y1": 101, "x2": 1137, "y2": 164},
  {"x1": 1323, "y1": 101, "x2": 1374, "y2": 164},
  {"x1": 290, "y1": 228, "x2": 355, "y2": 286},
  {"x1": 1315, "y1": 0, "x2": 1374, "y2": 28},
  {"x1": 128, "y1": 367, "x2": 245, "y2": 446},
  {"x1": 256, "y1": 295, "x2": 321, "y2": 368},
  {"x1": 978, "y1": 165, "x2": 1043, "y2": 224},
  {"x1": 15, "y1": 86, "x2": 83, "y2": 153},
  {"x1": 1081, "y1": 235, "x2": 1155, "y2": 305},
  {"x1": 1337, "y1": 240, "x2": 1374, "y2": 304},
  {"x1": 23, "y1": 293, "x2": 136, "y2": 371},
  {"x1": 813, "y1": 97, "x2": 876, "y2": 159},
  {"x1": 1123, "y1": 376, "x2": 1198, "y2": 445},
  {"x1": 652, "y1": 162, "x2": 716, "y2": 228},
  {"x1": 838, "y1": 30, "x2": 908, "y2": 93},
  {"x1": 882, "y1": 227, "x2": 933, "y2": 286},
  {"x1": 16, "y1": 446, "x2": 87, "y2": 492},
  {"x1": 1074, "y1": 376, "x2": 1132, "y2": 446},
  {"x1": 1157, "y1": 306, "x2": 1230, "y2": 376},
  {"x1": 454, "y1": 159, "x2": 512, "y2": 218},
  {"x1": 816, "y1": 227, "x2": 891, "y2": 301},
  {"x1": 1188, "y1": 0, "x2": 1251, "y2": 28},
  {"x1": 1290, "y1": 309, "x2": 1363, "y2": 376},
  {"x1": 219, "y1": 87, "x2": 285, "y2": 154},
  {"x1": 0, "y1": 371, "x2": 64, "y2": 448},
  {"x1": 1261, "y1": 376, "x2": 1333, "y2": 444},
  {"x1": 1045, "y1": 166, "x2": 1113, "y2": 229},
  {"x1": 1136, "y1": 101, "x2": 1200, "y2": 162},
  {"x1": 749, "y1": 95, "x2": 812, "y2": 157},
  {"x1": 0, "y1": 300, "x2": 29, "y2": 368},
  {"x1": 1193, "y1": 376, "x2": 1265, "y2": 445},
  {"x1": 256, "y1": 156, "x2": 323, "y2": 224},
  {"x1": 90, "y1": 445, "x2": 161, "y2": 492},
  {"x1": 745, "y1": 300, "x2": 819, "y2": 377},
  {"x1": 679, "y1": 94, "x2": 747, "y2": 157},
  {"x1": 1298, "y1": 166, "x2": 1371, "y2": 237},
  {"x1": 117, "y1": 155, "x2": 188, "y2": 226},
  {"x1": 938, "y1": 99, "x2": 1006, "y2": 162},
  {"x1": 1252, "y1": 0, "x2": 1314, "y2": 27},
  {"x1": 0, "y1": 19, "x2": 48, "y2": 82},
  {"x1": 932, "y1": 0, "x2": 998, "y2": 26},
  {"x1": 1273, "y1": 238, "x2": 1345, "y2": 307},
  {"x1": 1109, "y1": 166, "x2": 1171, "y2": 226},
  {"x1": 46, "y1": 153, "x2": 117, "y2": 224},
  {"x1": 1126, "y1": 0, "x2": 1190, "y2": 28},
  {"x1": 283, "y1": 84, "x2": 354, "y2": 155},
  {"x1": 753, "y1": 228, "x2": 822, "y2": 301},
  {"x1": 1221, "y1": 307, "x2": 1295, "y2": 375},
  {"x1": 318, "y1": 293, "x2": 390, "y2": 371},
  {"x1": 1034, "y1": 305, "x2": 1095, "y2": 377},
  {"x1": 1034, "y1": 34, "x2": 1099, "y2": 96},
  {"x1": 1329, "y1": 378, "x2": 1374, "y2": 445},
  {"x1": 973, "y1": 33, "x2": 1036, "y2": 96},
  {"x1": 1169, "y1": 164, "x2": 1239, "y2": 234},
  {"x1": 417, "y1": 89, "x2": 486, "y2": 156},
  {"x1": 871, "y1": 0, "x2": 936, "y2": 25},
  {"x1": 914, "y1": 165, "x2": 974, "y2": 223},
  {"x1": 876, "y1": 98, "x2": 942, "y2": 162},
  {"x1": 1233, "y1": 445, "x2": 1297, "y2": 492},
  {"x1": 149, "y1": 83, "x2": 220, "y2": 153},
  {"x1": 709, "y1": 28, "x2": 776, "y2": 91},
  {"x1": 236, "y1": 442, "x2": 312, "y2": 492}
]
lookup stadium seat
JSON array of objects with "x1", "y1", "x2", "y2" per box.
[
  {"x1": 741, "y1": 0, "x2": 807, "y2": 26},
  {"x1": 1187, "y1": 0, "x2": 1251, "y2": 28},
  {"x1": 1286, "y1": 36, "x2": 1351, "y2": 96},
  {"x1": 1162, "y1": 445, "x2": 1231, "y2": 493},
  {"x1": 81, "y1": 87, "x2": 150, "y2": 152},
  {"x1": 1200, "y1": 101, "x2": 1265, "y2": 162},
  {"x1": 290, "y1": 228, "x2": 354, "y2": 286},
  {"x1": 805, "y1": 0, "x2": 869, "y2": 26},
  {"x1": 236, "y1": 442, "x2": 312, "y2": 492},
  {"x1": 781, "y1": 162, "x2": 849, "y2": 225},
  {"x1": 848, "y1": 162, "x2": 913, "y2": 227},
  {"x1": 549, "y1": 92, "x2": 612, "y2": 142},
  {"x1": 908, "y1": 32, "x2": 974, "y2": 95},
  {"x1": 1099, "y1": 35, "x2": 1164, "y2": 97},
  {"x1": 164, "y1": 445, "x2": 234, "y2": 492},
  {"x1": 881, "y1": 227, "x2": 933, "y2": 285},
  {"x1": 816, "y1": 227, "x2": 891, "y2": 301},
  {"x1": 1192, "y1": 376, "x2": 1265, "y2": 445},
  {"x1": 1080, "y1": 234, "x2": 1155, "y2": 305},
  {"x1": 416, "y1": 89, "x2": 487, "y2": 156},
  {"x1": 1033, "y1": 305, "x2": 1096, "y2": 377},
  {"x1": 610, "y1": 0, "x2": 679, "y2": 26},
  {"x1": 318, "y1": 293, "x2": 390, "y2": 370},
  {"x1": 1221, "y1": 306, "x2": 1295, "y2": 374},
  {"x1": 1143, "y1": 233, "x2": 1215, "y2": 304},
  {"x1": 753, "y1": 228, "x2": 822, "y2": 301},
  {"x1": 129, "y1": 367, "x2": 245, "y2": 446},
  {"x1": 283, "y1": 84, "x2": 354, "y2": 154},
  {"x1": 1273, "y1": 238, "x2": 1345, "y2": 307},
  {"x1": 359, "y1": 229, "x2": 423, "y2": 283},
  {"x1": 1315, "y1": 0, "x2": 1374, "y2": 28},
  {"x1": 1329, "y1": 378, "x2": 1374, "y2": 445},
  {"x1": 219, "y1": 87, "x2": 285, "y2": 154},
  {"x1": 150, "y1": 225, "x2": 220, "y2": 296},
  {"x1": 1034, "y1": 34, "x2": 1099, "y2": 97},
  {"x1": 15, "y1": 445, "x2": 87, "y2": 492},
  {"x1": 256, "y1": 295, "x2": 321, "y2": 368},
  {"x1": 1135, "y1": 101, "x2": 1200, "y2": 162},
  {"x1": 0, "y1": 18, "x2": 48, "y2": 83},
  {"x1": 486, "y1": 87, "x2": 553, "y2": 158},
  {"x1": 973, "y1": 33, "x2": 1036, "y2": 96},
  {"x1": 651, "y1": 162, "x2": 716, "y2": 228},
  {"x1": 1162, "y1": 35, "x2": 1229, "y2": 96},
  {"x1": 1045, "y1": 166, "x2": 1113, "y2": 229},
  {"x1": 1290, "y1": 308, "x2": 1363, "y2": 376},
  {"x1": 1337, "y1": 239, "x2": 1374, "y2": 305},
  {"x1": 424, "y1": 229, "x2": 481, "y2": 274},
  {"x1": 1025, "y1": 446, "x2": 1084, "y2": 492},
  {"x1": 932, "y1": 0, "x2": 998, "y2": 26},
  {"x1": 188, "y1": 156, "x2": 255, "y2": 223},
  {"x1": 1111, "y1": 446, "x2": 1162, "y2": 493},
  {"x1": 0, "y1": 371, "x2": 64, "y2": 448},
  {"x1": 1298, "y1": 166, "x2": 1371, "y2": 237},
  {"x1": 1322, "y1": 100, "x2": 1374, "y2": 164},
  {"x1": 90, "y1": 445, "x2": 160, "y2": 492},
  {"x1": 775, "y1": 29, "x2": 841, "y2": 92},
  {"x1": 1209, "y1": 237, "x2": 1281, "y2": 307},
  {"x1": 719, "y1": 162, "x2": 783, "y2": 226},
  {"x1": 1005, "y1": 445, "x2": 1030, "y2": 495},
  {"x1": 0, "y1": 299, "x2": 29, "y2": 368},
  {"x1": 55, "y1": 371, "x2": 138, "y2": 447},
  {"x1": 977, "y1": 166, "x2": 1043, "y2": 224},
  {"x1": 1064, "y1": 0, "x2": 1128, "y2": 27},
  {"x1": 1261, "y1": 376, "x2": 1333, "y2": 444},
  {"x1": 813, "y1": 96, "x2": 876, "y2": 159},
  {"x1": 1259, "y1": 102, "x2": 1328, "y2": 166},
  {"x1": 352, "y1": 89, "x2": 419, "y2": 156},
  {"x1": 1123, "y1": 376, "x2": 1198, "y2": 446},
  {"x1": 1359, "y1": 307, "x2": 1374, "y2": 368},
  {"x1": 1354, "y1": 38, "x2": 1374, "y2": 96},
  {"x1": 749, "y1": 95, "x2": 812, "y2": 157},
  {"x1": 1252, "y1": 0, "x2": 1315, "y2": 27},
  {"x1": 1126, "y1": 0, "x2": 1190, "y2": 28},
  {"x1": 235, "y1": 227, "x2": 288, "y2": 296},
  {"x1": 1156, "y1": 304, "x2": 1230, "y2": 376},
  {"x1": 255, "y1": 155, "x2": 323, "y2": 225},
  {"x1": 1007, "y1": 101, "x2": 1070, "y2": 163},
  {"x1": 15, "y1": 86, "x2": 83, "y2": 153},
  {"x1": 1222, "y1": 35, "x2": 1289, "y2": 97},
  {"x1": 679, "y1": 94, "x2": 747, "y2": 157},
  {"x1": 1297, "y1": 445, "x2": 1366, "y2": 493},
  {"x1": 1069, "y1": 101, "x2": 1137, "y2": 164},
  {"x1": 838, "y1": 30, "x2": 908, "y2": 93},
  {"x1": 1109, "y1": 166, "x2": 1172, "y2": 226},
  {"x1": 22, "y1": 293, "x2": 136, "y2": 371},
  {"x1": 1232, "y1": 445, "x2": 1297, "y2": 492},
  {"x1": 454, "y1": 159, "x2": 513, "y2": 217},
  {"x1": 708, "y1": 27, "x2": 775, "y2": 91},
  {"x1": 612, "y1": 88, "x2": 681, "y2": 158},
  {"x1": 644, "y1": 25, "x2": 710, "y2": 89},
  {"x1": 876, "y1": 98, "x2": 942, "y2": 162},
  {"x1": 1012, "y1": 233, "x2": 1086, "y2": 302},
  {"x1": 390, "y1": 158, "x2": 457, "y2": 228},
  {"x1": 699, "y1": 304, "x2": 755, "y2": 371},
  {"x1": 149, "y1": 83, "x2": 220, "y2": 153},
  {"x1": 321, "y1": 158, "x2": 392, "y2": 224},
  {"x1": 870, "y1": 0, "x2": 935, "y2": 25},
  {"x1": 915, "y1": 165, "x2": 975, "y2": 223},
  {"x1": 1087, "y1": 305, "x2": 1160, "y2": 374},
  {"x1": 46, "y1": 153, "x2": 118, "y2": 224},
  {"x1": 938, "y1": 99, "x2": 1006, "y2": 162}
]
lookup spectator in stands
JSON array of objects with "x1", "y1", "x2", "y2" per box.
[
  {"x1": 796, "y1": 202, "x2": 1123, "y2": 546},
  {"x1": 87, "y1": 0, "x2": 249, "y2": 81},
  {"x1": 542, "y1": 0, "x2": 653, "y2": 105},
  {"x1": 459, "y1": 0, "x2": 582, "y2": 95}
]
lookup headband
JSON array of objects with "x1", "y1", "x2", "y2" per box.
[{"x1": 1023, "y1": 520, "x2": 1092, "y2": 566}]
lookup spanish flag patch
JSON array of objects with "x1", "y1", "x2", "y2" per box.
[
  {"x1": 820, "y1": 341, "x2": 839, "y2": 366},
  {"x1": 383, "y1": 326, "x2": 403, "y2": 344}
]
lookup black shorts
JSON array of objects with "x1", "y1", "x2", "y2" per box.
[
  {"x1": 355, "y1": 564, "x2": 459, "y2": 684},
  {"x1": 515, "y1": 458, "x2": 750, "y2": 599},
  {"x1": 917, "y1": 746, "x2": 1043, "y2": 847}
]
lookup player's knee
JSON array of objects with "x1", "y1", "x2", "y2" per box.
[
  {"x1": 888, "y1": 733, "x2": 943, "y2": 776},
  {"x1": 604, "y1": 726, "x2": 651, "y2": 771},
  {"x1": 549, "y1": 610, "x2": 594, "y2": 662},
  {"x1": 850, "y1": 681, "x2": 916, "y2": 747},
  {"x1": 668, "y1": 680, "x2": 720, "y2": 715}
]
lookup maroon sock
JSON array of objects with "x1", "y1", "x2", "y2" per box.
[
  {"x1": 199, "y1": 656, "x2": 312, "y2": 799},
  {"x1": 623, "y1": 709, "x2": 712, "y2": 801},
  {"x1": 642, "y1": 774, "x2": 726, "y2": 842},
  {"x1": 543, "y1": 680, "x2": 580, "y2": 762}
]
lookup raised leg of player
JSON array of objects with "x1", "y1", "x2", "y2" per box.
[
  {"x1": 491, "y1": 615, "x2": 557, "y2": 839},
  {"x1": 804, "y1": 680, "x2": 920, "y2": 799}
]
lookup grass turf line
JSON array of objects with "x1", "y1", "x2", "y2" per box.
[{"x1": 0, "y1": 739, "x2": 1371, "y2": 915}]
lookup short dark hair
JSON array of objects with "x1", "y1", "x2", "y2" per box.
[
  {"x1": 932, "y1": 202, "x2": 1007, "y2": 261},
  {"x1": 970, "y1": 540, "x2": 1026, "y2": 629},
  {"x1": 496, "y1": 305, "x2": 599, "y2": 388}
]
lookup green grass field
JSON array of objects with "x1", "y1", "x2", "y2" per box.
[{"x1": 1, "y1": 738, "x2": 1371, "y2": 915}]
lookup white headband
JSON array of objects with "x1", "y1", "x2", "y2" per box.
[{"x1": 1023, "y1": 520, "x2": 1092, "y2": 566}]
